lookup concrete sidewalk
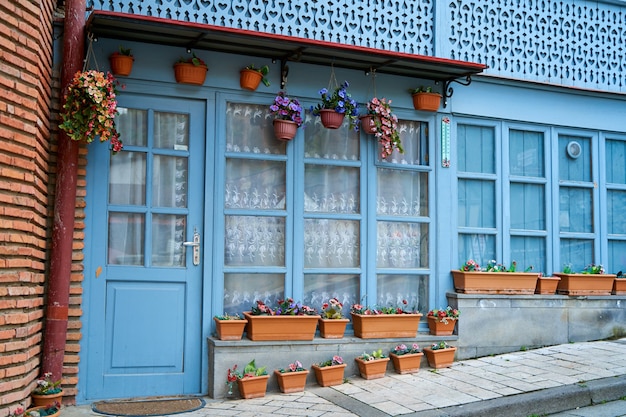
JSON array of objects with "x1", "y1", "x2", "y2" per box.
[{"x1": 63, "y1": 339, "x2": 626, "y2": 417}]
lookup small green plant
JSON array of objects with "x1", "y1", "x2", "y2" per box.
[
  {"x1": 317, "y1": 355, "x2": 344, "y2": 367},
  {"x1": 228, "y1": 359, "x2": 267, "y2": 380},
  {"x1": 429, "y1": 341, "x2": 452, "y2": 350},
  {"x1": 563, "y1": 264, "x2": 574, "y2": 273},
  {"x1": 359, "y1": 349, "x2": 387, "y2": 360},
  {"x1": 278, "y1": 360, "x2": 305, "y2": 373},
  {"x1": 408, "y1": 86, "x2": 434, "y2": 94},
  {"x1": 214, "y1": 313, "x2": 244, "y2": 320},
  {"x1": 176, "y1": 52, "x2": 206, "y2": 66},
  {"x1": 320, "y1": 297, "x2": 344, "y2": 319},
  {"x1": 582, "y1": 264, "x2": 605, "y2": 274},
  {"x1": 520, "y1": 346, "x2": 528, "y2": 351},
  {"x1": 245, "y1": 64, "x2": 270, "y2": 87}
]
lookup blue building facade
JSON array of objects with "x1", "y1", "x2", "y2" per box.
[{"x1": 76, "y1": 0, "x2": 626, "y2": 402}]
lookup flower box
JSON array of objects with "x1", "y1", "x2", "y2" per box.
[
  {"x1": 390, "y1": 352, "x2": 423, "y2": 374},
  {"x1": 613, "y1": 278, "x2": 626, "y2": 295},
  {"x1": 423, "y1": 346, "x2": 457, "y2": 369},
  {"x1": 26, "y1": 406, "x2": 61, "y2": 417},
  {"x1": 451, "y1": 270, "x2": 539, "y2": 294},
  {"x1": 31, "y1": 391, "x2": 63, "y2": 408},
  {"x1": 350, "y1": 313, "x2": 422, "y2": 338},
  {"x1": 427, "y1": 316, "x2": 457, "y2": 336},
  {"x1": 355, "y1": 357, "x2": 390, "y2": 380},
  {"x1": 236, "y1": 375, "x2": 269, "y2": 399},
  {"x1": 411, "y1": 92, "x2": 441, "y2": 112},
  {"x1": 318, "y1": 318, "x2": 349, "y2": 339},
  {"x1": 311, "y1": 364, "x2": 346, "y2": 387},
  {"x1": 213, "y1": 317, "x2": 248, "y2": 340},
  {"x1": 109, "y1": 54, "x2": 134, "y2": 76},
  {"x1": 173, "y1": 62, "x2": 208, "y2": 85},
  {"x1": 553, "y1": 273, "x2": 616, "y2": 296},
  {"x1": 274, "y1": 369, "x2": 309, "y2": 393},
  {"x1": 535, "y1": 276, "x2": 561, "y2": 295},
  {"x1": 242, "y1": 312, "x2": 320, "y2": 341},
  {"x1": 240, "y1": 68, "x2": 263, "y2": 91}
]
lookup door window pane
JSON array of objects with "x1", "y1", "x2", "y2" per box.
[
  {"x1": 560, "y1": 239, "x2": 593, "y2": 272},
  {"x1": 116, "y1": 107, "x2": 147, "y2": 147},
  {"x1": 154, "y1": 112, "x2": 189, "y2": 150},
  {"x1": 226, "y1": 102, "x2": 285, "y2": 155},
  {"x1": 379, "y1": 120, "x2": 428, "y2": 165},
  {"x1": 510, "y1": 183, "x2": 545, "y2": 230},
  {"x1": 559, "y1": 187, "x2": 592, "y2": 233},
  {"x1": 377, "y1": 169, "x2": 428, "y2": 216},
  {"x1": 225, "y1": 159, "x2": 286, "y2": 209},
  {"x1": 376, "y1": 274, "x2": 428, "y2": 314},
  {"x1": 458, "y1": 179, "x2": 495, "y2": 228},
  {"x1": 377, "y1": 222, "x2": 428, "y2": 268},
  {"x1": 225, "y1": 216, "x2": 285, "y2": 266},
  {"x1": 304, "y1": 219, "x2": 360, "y2": 268},
  {"x1": 607, "y1": 190, "x2": 626, "y2": 234},
  {"x1": 458, "y1": 124, "x2": 495, "y2": 174},
  {"x1": 303, "y1": 274, "x2": 359, "y2": 310},
  {"x1": 109, "y1": 152, "x2": 146, "y2": 205},
  {"x1": 606, "y1": 139, "x2": 626, "y2": 184},
  {"x1": 152, "y1": 214, "x2": 186, "y2": 267},
  {"x1": 304, "y1": 165, "x2": 359, "y2": 213},
  {"x1": 608, "y1": 241, "x2": 626, "y2": 274},
  {"x1": 153, "y1": 155, "x2": 188, "y2": 208},
  {"x1": 223, "y1": 273, "x2": 284, "y2": 315},
  {"x1": 458, "y1": 234, "x2": 495, "y2": 267},
  {"x1": 511, "y1": 236, "x2": 546, "y2": 274},
  {"x1": 108, "y1": 212, "x2": 145, "y2": 265},
  {"x1": 304, "y1": 114, "x2": 359, "y2": 161},
  {"x1": 558, "y1": 135, "x2": 591, "y2": 182},
  {"x1": 509, "y1": 130, "x2": 544, "y2": 177}
]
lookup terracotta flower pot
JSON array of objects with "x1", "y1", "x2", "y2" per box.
[
  {"x1": 213, "y1": 317, "x2": 248, "y2": 340},
  {"x1": 535, "y1": 276, "x2": 561, "y2": 294},
  {"x1": 613, "y1": 278, "x2": 626, "y2": 295},
  {"x1": 109, "y1": 54, "x2": 134, "y2": 76},
  {"x1": 274, "y1": 369, "x2": 309, "y2": 393},
  {"x1": 423, "y1": 346, "x2": 457, "y2": 369},
  {"x1": 31, "y1": 390, "x2": 63, "y2": 407},
  {"x1": 411, "y1": 92, "x2": 441, "y2": 111},
  {"x1": 319, "y1": 109, "x2": 345, "y2": 129},
  {"x1": 311, "y1": 364, "x2": 346, "y2": 387},
  {"x1": 390, "y1": 352, "x2": 423, "y2": 374},
  {"x1": 427, "y1": 316, "x2": 457, "y2": 336},
  {"x1": 318, "y1": 318, "x2": 349, "y2": 339},
  {"x1": 236, "y1": 375, "x2": 269, "y2": 399},
  {"x1": 359, "y1": 114, "x2": 378, "y2": 135},
  {"x1": 553, "y1": 273, "x2": 616, "y2": 296},
  {"x1": 173, "y1": 62, "x2": 208, "y2": 85},
  {"x1": 26, "y1": 406, "x2": 60, "y2": 417},
  {"x1": 355, "y1": 357, "x2": 390, "y2": 380},
  {"x1": 242, "y1": 312, "x2": 320, "y2": 341},
  {"x1": 451, "y1": 270, "x2": 539, "y2": 294},
  {"x1": 350, "y1": 312, "x2": 422, "y2": 338},
  {"x1": 272, "y1": 119, "x2": 298, "y2": 141},
  {"x1": 240, "y1": 69, "x2": 263, "y2": 91}
]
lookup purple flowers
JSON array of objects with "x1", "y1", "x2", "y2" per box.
[{"x1": 269, "y1": 91, "x2": 303, "y2": 127}]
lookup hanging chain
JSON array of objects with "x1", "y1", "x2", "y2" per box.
[{"x1": 83, "y1": 33, "x2": 100, "y2": 72}]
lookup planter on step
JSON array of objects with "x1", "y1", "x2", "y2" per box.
[
  {"x1": 242, "y1": 312, "x2": 320, "y2": 341},
  {"x1": 355, "y1": 357, "x2": 390, "y2": 380},
  {"x1": 553, "y1": 273, "x2": 615, "y2": 296},
  {"x1": 213, "y1": 316, "x2": 248, "y2": 340},
  {"x1": 350, "y1": 312, "x2": 422, "y2": 338},
  {"x1": 311, "y1": 363, "x2": 346, "y2": 387},
  {"x1": 535, "y1": 276, "x2": 561, "y2": 295},
  {"x1": 427, "y1": 316, "x2": 457, "y2": 336},
  {"x1": 613, "y1": 278, "x2": 626, "y2": 295},
  {"x1": 451, "y1": 270, "x2": 539, "y2": 294},
  {"x1": 318, "y1": 318, "x2": 349, "y2": 339},
  {"x1": 274, "y1": 369, "x2": 309, "y2": 393},
  {"x1": 236, "y1": 375, "x2": 269, "y2": 399},
  {"x1": 390, "y1": 352, "x2": 423, "y2": 374},
  {"x1": 423, "y1": 346, "x2": 456, "y2": 369}
]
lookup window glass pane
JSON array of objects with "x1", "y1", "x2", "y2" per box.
[
  {"x1": 225, "y1": 159, "x2": 286, "y2": 209},
  {"x1": 152, "y1": 155, "x2": 188, "y2": 208},
  {"x1": 458, "y1": 233, "x2": 495, "y2": 268},
  {"x1": 457, "y1": 124, "x2": 495, "y2": 174},
  {"x1": 608, "y1": 191, "x2": 626, "y2": 234},
  {"x1": 303, "y1": 113, "x2": 359, "y2": 161},
  {"x1": 509, "y1": 129, "x2": 544, "y2": 177},
  {"x1": 304, "y1": 165, "x2": 359, "y2": 213},
  {"x1": 154, "y1": 112, "x2": 189, "y2": 150},
  {"x1": 377, "y1": 222, "x2": 428, "y2": 268},
  {"x1": 560, "y1": 239, "x2": 593, "y2": 272},
  {"x1": 559, "y1": 187, "x2": 592, "y2": 233},
  {"x1": 378, "y1": 120, "x2": 428, "y2": 165},
  {"x1": 608, "y1": 241, "x2": 626, "y2": 274},
  {"x1": 510, "y1": 183, "x2": 545, "y2": 230},
  {"x1": 511, "y1": 236, "x2": 546, "y2": 274},
  {"x1": 223, "y1": 273, "x2": 284, "y2": 315},
  {"x1": 304, "y1": 219, "x2": 360, "y2": 268},
  {"x1": 116, "y1": 107, "x2": 147, "y2": 147},
  {"x1": 458, "y1": 179, "x2": 495, "y2": 228},
  {"x1": 108, "y1": 212, "x2": 145, "y2": 265},
  {"x1": 152, "y1": 214, "x2": 185, "y2": 267},
  {"x1": 225, "y1": 216, "x2": 285, "y2": 266},
  {"x1": 558, "y1": 135, "x2": 591, "y2": 182},
  {"x1": 376, "y1": 274, "x2": 428, "y2": 314},
  {"x1": 303, "y1": 274, "x2": 360, "y2": 311},
  {"x1": 606, "y1": 139, "x2": 626, "y2": 184},
  {"x1": 377, "y1": 169, "x2": 428, "y2": 217},
  {"x1": 226, "y1": 102, "x2": 285, "y2": 155},
  {"x1": 109, "y1": 152, "x2": 146, "y2": 205}
]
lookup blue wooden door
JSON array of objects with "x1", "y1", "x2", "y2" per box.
[{"x1": 84, "y1": 94, "x2": 206, "y2": 400}]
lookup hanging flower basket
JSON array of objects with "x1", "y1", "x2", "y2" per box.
[
  {"x1": 363, "y1": 97, "x2": 403, "y2": 159},
  {"x1": 173, "y1": 53, "x2": 208, "y2": 85},
  {"x1": 272, "y1": 119, "x2": 298, "y2": 141},
  {"x1": 269, "y1": 91, "x2": 303, "y2": 141},
  {"x1": 319, "y1": 109, "x2": 345, "y2": 129},
  {"x1": 359, "y1": 114, "x2": 378, "y2": 135},
  {"x1": 58, "y1": 70, "x2": 123, "y2": 152},
  {"x1": 312, "y1": 80, "x2": 359, "y2": 130}
]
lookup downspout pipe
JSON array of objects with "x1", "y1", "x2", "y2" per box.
[{"x1": 42, "y1": 0, "x2": 86, "y2": 382}]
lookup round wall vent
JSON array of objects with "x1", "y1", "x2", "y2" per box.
[{"x1": 566, "y1": 141, "x2": 582, "y2": 159}]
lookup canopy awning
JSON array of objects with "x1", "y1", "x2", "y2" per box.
[{"x1": 86, "y1": 11, "x2": 486, "y2": 99}]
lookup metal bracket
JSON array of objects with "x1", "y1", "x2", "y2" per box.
[
  {"x1": 442, "y1": 75, "x2": 473, "y2": 108},
  {"x1": 280, "y1": 59, "x2": 289, "y2": 89}
]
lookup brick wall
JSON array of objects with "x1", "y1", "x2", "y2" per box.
[{"x1": 0, "y1": 1, "x2": 84, "y2": 414}]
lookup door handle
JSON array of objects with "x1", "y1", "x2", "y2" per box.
[{"x1": 183, "y1": 228, "x2": 200, "y2": 266}]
